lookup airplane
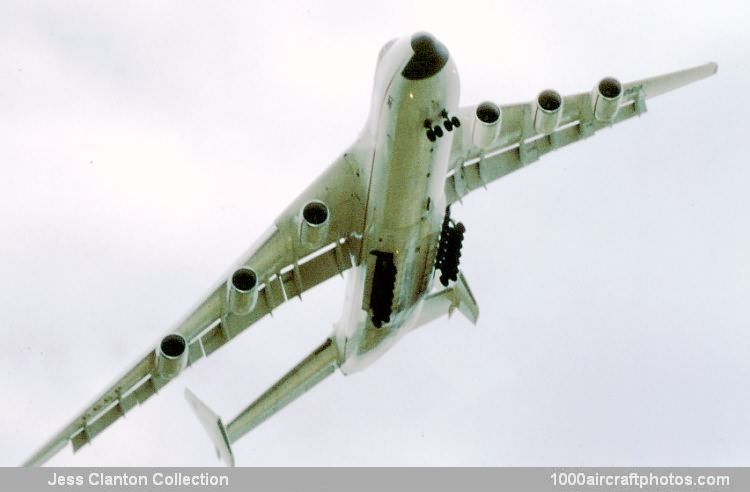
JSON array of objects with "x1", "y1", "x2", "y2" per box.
[{"x1": 23, "y1": 32, "x2": 717, "y2": 466}]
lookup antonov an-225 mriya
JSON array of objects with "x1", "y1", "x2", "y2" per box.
[{"x1": 24, "y1": 32, "x2": 717, "y2": 466}]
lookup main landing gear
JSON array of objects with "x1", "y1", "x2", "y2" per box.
[
  {"x1": 435, "y1": 207, "x2": 465, "y2": 287},
  {"x1": 370, "y1": 251, "x2": 397, "y2": 328}
]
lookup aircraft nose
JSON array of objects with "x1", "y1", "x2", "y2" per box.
[{"x1": 402, "y1": 31, "x2": 449, "y2": 80}]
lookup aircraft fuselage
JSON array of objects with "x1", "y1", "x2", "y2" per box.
[{"x1": 335, "y1": 34, "x2": 460, "y2": 374}]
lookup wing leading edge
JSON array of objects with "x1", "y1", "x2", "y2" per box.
[
  {"x1": 445, "y1": 62, "x2": 718, "y2": 203},
  {"x1": 23, "y1": 153, "x2": 365, "y2": 466}
]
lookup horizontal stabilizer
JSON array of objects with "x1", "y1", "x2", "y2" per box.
[
  {"x1": 453, "y1": 272, "x2": 479, "y2": 323},
  {"x1": 184, "y1": 389, "x2": 234, "y2": 467},
  {"x1": 186, "y1": 338, "x2": 339, "y2": 466},
  {"x1": 412, "y1": 272, "x2": 479, "y2": 330},
  {"x1": 223, "y1": 338, "x2": 339, "y2": 446}
]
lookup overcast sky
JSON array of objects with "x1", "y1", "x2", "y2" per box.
[{"x1": 2, "y1": 1, "x2": 749, "y2": 466}]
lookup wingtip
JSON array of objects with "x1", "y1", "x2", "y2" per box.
[{"x1": 709, "y1": 61, "x2": 718, "y2": 74}]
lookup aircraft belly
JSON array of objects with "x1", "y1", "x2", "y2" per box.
[
  {"x1": 338, "y1": 145, "x2": 444, "y2": 373},
  {"x1": 337, "y1": 61, "x2": 459, "y2": 374}
]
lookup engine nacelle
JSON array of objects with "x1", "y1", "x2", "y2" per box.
[
  {"x1": 155, "y1": 333, "x2": 188, "y2": 379},
  {"x1": 299, "y1": 200, "x2": 330, "y2": 247},
  {"x1": 593, "y1": 77, "x2": 623, "y2": 122},
  {"x1": 534, "y1": 89, "x2": 563, "y2": 134},
  {"x1": 471, "y1": 101, "x2": 502, "y2": 147},
  {"x1": 227, "y1": 267, "x2": 259, "y2": 315}
]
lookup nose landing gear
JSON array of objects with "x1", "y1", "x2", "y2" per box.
[
  {"x1": 425, "y1": 111, "x2": 460, "y2": 143},
  {"x1": 441, "y1": 109, "x2": 460, "y2": 132}
]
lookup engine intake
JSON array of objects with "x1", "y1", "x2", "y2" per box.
[
  {"x1": 593, "y1": 77, "x2": 623, "y2": 122},
  {"x1": 299, "y1": 200, "x2": 330, "y2": 247},
  {"x1": 227, "y1": 267, "x2": 259, "y2": 315},
  {"x1": 534, "y1": 89, "x2": 563, "y2": 134},
  {"x1": 472, "y1": 101, "x2": 502, "y2": 147},
  {"x1": 155, "y1": 333, "x2": 188, "y2": 379}
]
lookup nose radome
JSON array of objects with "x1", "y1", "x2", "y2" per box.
[{"x1": 402, "y1": 31, "x2": 449, "y2": 80}]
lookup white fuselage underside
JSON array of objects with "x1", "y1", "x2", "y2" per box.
[{"x1": 334, "y1": 37, "x2": 460, "y2": 374}]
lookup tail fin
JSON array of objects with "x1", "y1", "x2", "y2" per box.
[{"x1": 184, "y1": 389, "x2": 234, "y2": 466}]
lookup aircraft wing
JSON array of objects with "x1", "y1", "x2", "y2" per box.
[
  {"x1": 23, "y1": 152, "x2": 365, "y2": 466},
  {"x1": 444, "y1": 62, "x2": 718, "y2": 204}
]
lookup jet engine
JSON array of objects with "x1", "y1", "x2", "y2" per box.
[
  {"x1": 593, "y1": 77, "x2": 623, "y2": 122},
  {"x1": 299, "y1": 200, "x2": 330, "y2": 247},
  {"x1": 227, "y1": 267, "x2": 259, "y2": 315},
  {"x1": 471, "y1": 101, "x2": 502, "y2": 148},
  {"x1": 155, "y1": 333, "x2": 188, "y2": 379},
  {"x1": 534, "y1": 89, "x2": 563, "y2": 134}
]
